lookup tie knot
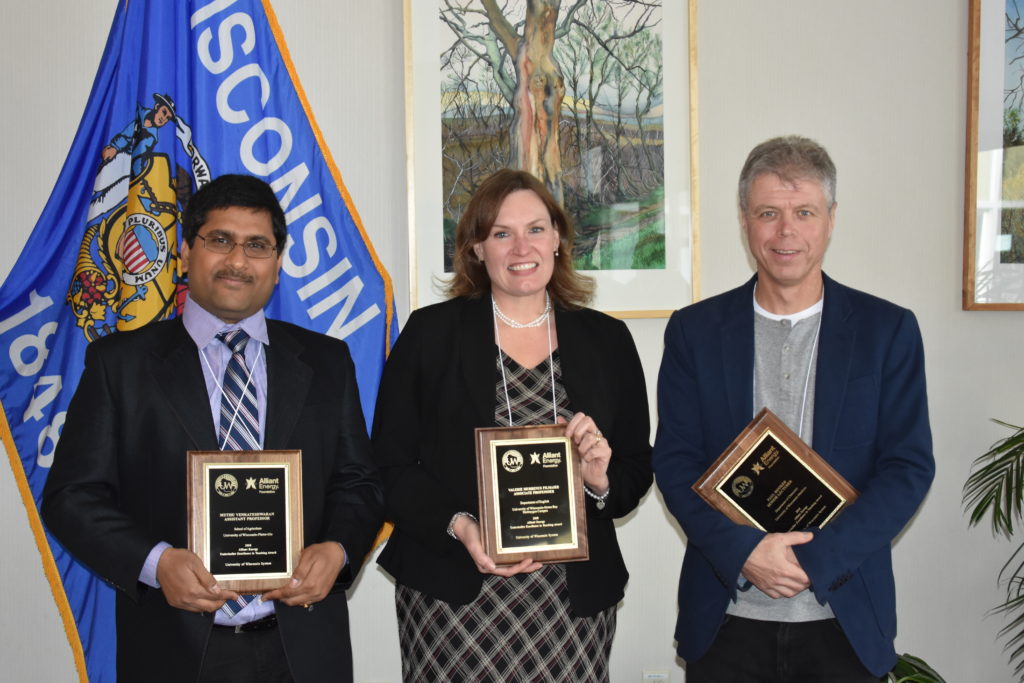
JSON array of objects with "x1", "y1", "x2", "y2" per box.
[{"x1": 217, "y1": 329, "x2": 250, "y2": 355}]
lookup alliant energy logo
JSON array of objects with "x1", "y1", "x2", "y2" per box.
[{"x1": 257, "y1": 476, "x2": 280, "y2": 494}]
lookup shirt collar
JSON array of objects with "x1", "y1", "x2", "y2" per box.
[
  {"x1": 182, "y1": 295, "x2": 270, "y2": 349},
  {"x1": 752, "y1": 286, "x2": 824, "y2": 323}
]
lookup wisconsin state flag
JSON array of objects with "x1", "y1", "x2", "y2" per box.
[{"x1": 0, "y1": 1, "x2": 396, "y2": 680}]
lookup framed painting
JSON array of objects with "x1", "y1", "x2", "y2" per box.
[
  {"x1": 965, "y1": 0, "x2": 1024, "y2": 309},
  {"x1": 404, "y1": 0, "x2": 699, "y2": 317}
]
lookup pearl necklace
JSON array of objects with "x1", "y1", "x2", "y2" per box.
[
  {"x1": 493, "y1": 297, "x2": 557, "y2": 426},
  {"x1": 491, "y1": 292, "x2": 551, "y2": 329}
]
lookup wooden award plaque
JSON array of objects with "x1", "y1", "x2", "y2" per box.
[
  {"x1": 475, "y1": 424, "x2": 589, "y2": 565},
  {"x1": 693, "y1": 409, "x2": 858, "y2": 532},
  {"x1": 187, "y1": 449, "x2": 303, "y2": 593}
]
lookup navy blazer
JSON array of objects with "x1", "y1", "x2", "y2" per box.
[
  {"x1": 42, "y1": 316, "x2": 383, "y2": 683},
  {"x1": 372, "y1": 295, "x2": 653, "y2": 617},
  {"x1": 652, "y1": 274, "x2": 934, "y2": 677}
]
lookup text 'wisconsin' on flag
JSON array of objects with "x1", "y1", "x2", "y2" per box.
[{"x1": 0, "y1": 1, "x2": 396, "y2": 680}]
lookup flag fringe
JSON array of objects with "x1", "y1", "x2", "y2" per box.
[{"x1": 0, "y1": 403, "x2": 89, "y2": 682}]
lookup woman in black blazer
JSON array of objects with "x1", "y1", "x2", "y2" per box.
[{"x1": 372, "y1": 169, "x2": 652, "y2": 682}]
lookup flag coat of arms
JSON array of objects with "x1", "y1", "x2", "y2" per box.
[{"x1": 0, "y1": 1, "x2": 396, "y2": 680}]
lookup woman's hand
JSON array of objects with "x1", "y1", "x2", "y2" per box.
[
  {"x1": 564, "y1": 412, "x2": 611, "y2": 494},
  {"x1": 452, "y1": 514, "x2": 542, "y2": 577}
]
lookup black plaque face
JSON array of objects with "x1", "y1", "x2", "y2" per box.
[
  {"x1": 205, "y1": 464, "x2": 290, "y2": 577},
  {"x1": 490, "y1": 437, "x2": 576, "y2": 553},
  {"x1": 715, "y1": 430, "x2": 844, "y2": 532}
]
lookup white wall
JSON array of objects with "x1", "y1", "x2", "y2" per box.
[{"x1": 0, "y1": 1, "x2": 1017, "y2": 681}]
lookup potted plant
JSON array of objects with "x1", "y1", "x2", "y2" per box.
[{"x1": 963, "y1": 419, "x2": 1024, "y2": 679}]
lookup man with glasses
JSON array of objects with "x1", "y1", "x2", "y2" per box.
[{"x1": 43, "y1": 174, "x2": 383, "y2": 682}]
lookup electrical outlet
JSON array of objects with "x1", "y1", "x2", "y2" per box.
[{"x1": 642, "y1": 669, "x2": 670, "y2": 682}]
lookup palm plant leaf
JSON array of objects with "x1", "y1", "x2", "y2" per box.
[
  {"x1": 963, "y1": 420, "x2": 1024, "y2": 678},
  {"x1": 963, "y1": 420, "x2": 1024, "y2": 537},
  {"x1": 995, "y1": 591, "x2": 1024, "y2": 677},
  {"x1": 887, "y1": 653, "x2": 945, "y2": 682}
]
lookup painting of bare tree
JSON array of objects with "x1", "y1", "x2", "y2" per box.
[
  {"x1": 407, "y1": 0, "x2": 693, "y2": 313},
  {"x1": 438, "y1": 0, "x2": 665, "y2": 273},
  {"x1": 965, "y1": 0, "x2": 1024, "y2": 308},
  {"x1": 998, "y1": 0, "x2": 1024, "y2": 265}
]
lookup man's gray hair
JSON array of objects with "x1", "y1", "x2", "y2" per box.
[{"x1": 738, "y1": 135, "x2": 836, "y2": 213}]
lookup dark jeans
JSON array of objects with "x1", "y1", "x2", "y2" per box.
[{"x1": 686, "y1": 615, "x2": 881, "y2": 683}]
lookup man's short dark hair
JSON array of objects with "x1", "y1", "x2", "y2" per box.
[{"x1": 181, "y1": 174, "x2": 287, "y2": 251}]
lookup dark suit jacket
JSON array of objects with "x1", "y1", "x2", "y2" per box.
[
  {"x1": 372, "y1": 296, "x2": 652, "y2": 616},
  {"x1": 652, "y1": 274, "x2": 934, "y2": 677},
  {"x1": 42, "y1": 316, "x2": 383, "y2": 683}
]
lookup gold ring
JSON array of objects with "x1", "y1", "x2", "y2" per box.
[{"x1": 303, "y1": 603, "x2": 311, "y2": 609}]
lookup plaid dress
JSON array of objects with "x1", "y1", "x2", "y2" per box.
[{"x1": 395, "y1": 350, "x2": 616, "y2": 682}]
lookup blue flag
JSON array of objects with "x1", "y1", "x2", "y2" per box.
[{"x1": 0, "y1": 1, "x2": 397, "y2": 680}]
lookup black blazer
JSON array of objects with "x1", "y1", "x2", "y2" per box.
[
  {"x1": 42, "y1": 316, "x2": 383, "y2": 683},
  {"x1": 372, "y1": 296, "x2": 652, "y2": 616}
]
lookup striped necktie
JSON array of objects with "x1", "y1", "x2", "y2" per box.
[
  {"x1": 216, "y1": 329, "x2": 261, "y2": 618},
  {"x1": 217, "y1": 329, "x2": 260, "y2": 451}
]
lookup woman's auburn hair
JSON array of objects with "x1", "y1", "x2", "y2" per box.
[{"x1": 445, "y1": 168, "x2": 594, "y2": 309}]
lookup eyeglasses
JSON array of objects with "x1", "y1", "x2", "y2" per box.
[{"x1": 194, "y1": 233, "x2": 278, "y2": 259}]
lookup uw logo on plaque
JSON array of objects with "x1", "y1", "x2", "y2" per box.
[
  {"x1": 502, "y1": 449, "x2": 524, "y2": 473},
  {"x1": 731, "y1": 475, "x2": 754, "y2": 499},
  {"x1": 215, "y1": 473, "x2": 239, "y2": 497}
]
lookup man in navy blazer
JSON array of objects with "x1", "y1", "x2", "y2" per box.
[{"x1": 653, "y1": 136, "x2": 934, "y2": 680}]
